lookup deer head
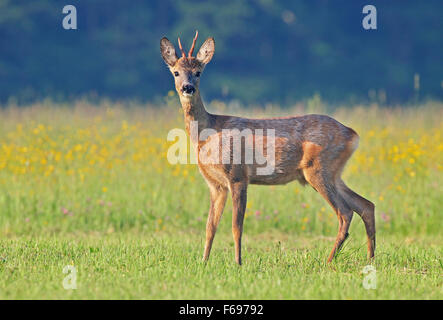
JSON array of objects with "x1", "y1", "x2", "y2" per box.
[{"x1": 160, "y1": 31, "x2": 215, "y2": 99}]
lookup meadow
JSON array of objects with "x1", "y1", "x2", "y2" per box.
[{"x1": 0, "y1": 98, "x2": 441, "y2": 299}]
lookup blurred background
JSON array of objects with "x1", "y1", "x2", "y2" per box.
[{"x1": 0, "y1": 0, "x2": 441, "y2": 105}]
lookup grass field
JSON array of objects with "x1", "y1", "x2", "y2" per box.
[{"x1": 0, "y1": 99, "x2": 442, "y2": 299}]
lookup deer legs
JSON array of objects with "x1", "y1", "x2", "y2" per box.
[
  {"x1": 202, "y1": 182, "x2": 247, "y2": 265},
  {"x1": 202, "y1": 174, "x2": 374, "y2": 264},
  {"x1": 203, "y1": 187, "x2": 228, "y2": 261},
  {"x1": 327, "y1": 209, "x2": 353, "y2": 262},
  {"x1": 337, "y1": 180, "x2": 376, "y2": 259},
  {"x1": 202, "y1": 185, "x2": 228, "y2": 262},
  {"x1": 231, "y1": 182, "x2": 248, "y2": 265},
  {"x1": 304, "y1": 168, "x2": 355, "y2": 262}
]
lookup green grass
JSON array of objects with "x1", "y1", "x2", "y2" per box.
[
  {"x1": 0, "y1": 232, "x2": 441, "y2": 299},
  {"x1": 0, "y1": 102, "x2": 442, "y2": 299}
]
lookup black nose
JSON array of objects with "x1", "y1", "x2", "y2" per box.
[{"x1": 182, "y1": 85, "x2": 195, "y2": 94}]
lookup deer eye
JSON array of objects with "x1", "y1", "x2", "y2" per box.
[
  {"x1": 174, "y1": 71, "x2": 179, "y2": 77},
  {"x1": 195, "y1": 71, "x2": 201, "y2": 77}
]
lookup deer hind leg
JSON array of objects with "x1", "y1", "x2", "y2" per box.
[
  {"x1": 337, "y1": 180, "x2": 376, "y2": 260},
  {"x1": 303, "y1": 168, "x2": 354, "y2": 263},
  {"x1": 203, "y1": 184, "x2": 228, "y2": 262}
]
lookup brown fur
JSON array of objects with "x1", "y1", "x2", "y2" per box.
[{"x1": 160, "y1": 35, "x2": 375, "y2": 265}]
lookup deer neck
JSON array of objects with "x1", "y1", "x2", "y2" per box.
[{"x1": 179, "y1": 92, "x2": 211, "y2": 141}]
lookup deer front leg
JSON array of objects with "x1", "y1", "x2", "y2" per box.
[
  {"x1": 203, "y1": 185, "x2": 228, "y2": 262},
  {"x1": 231, "y1": 182, "x2": 248, "y2": 265}
]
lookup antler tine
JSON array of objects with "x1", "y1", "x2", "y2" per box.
[
  {"x1": 188, "y1": 30, "x2": 199, "y2": 58},
  {"x1": 177, "y1": 37, "x2": 186, "y2": 58}
]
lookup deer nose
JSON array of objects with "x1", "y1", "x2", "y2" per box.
[{"x1": 182, "y1": 84, "x2": 195, "y2": 95}]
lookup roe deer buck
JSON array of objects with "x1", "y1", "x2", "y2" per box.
[{"x1": 160, "y1": 31, "x2": 375, "y2": 265}]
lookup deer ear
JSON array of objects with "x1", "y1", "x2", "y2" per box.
[
  {"x1": 196, "y1": 37, "x2": 215, "y2": 65},
  {"x1": 160, "y1": 37, "x2": 178, "y2": 67}
]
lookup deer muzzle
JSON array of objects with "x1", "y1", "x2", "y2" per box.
[{"x1": 182, "y1": 84, "x2": 196, "y2": 96}]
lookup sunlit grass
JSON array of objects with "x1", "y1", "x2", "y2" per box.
[{"x1": 0, "y1": 100, "x2": 441, "y2": 299}]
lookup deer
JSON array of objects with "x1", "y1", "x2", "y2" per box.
[{"x1": 160, "y1": 31, "x2": 375, "y2": 265}]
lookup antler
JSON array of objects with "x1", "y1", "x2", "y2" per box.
[
  {"x1": 188, "y1": 30, "x2": 199, "y2": 58},
  {"x1": 177, "y1": 37, "x2": 186, "y2": 58},
  {"x1": 177, "y1": 30, "x2": 199, "y2": 59}
]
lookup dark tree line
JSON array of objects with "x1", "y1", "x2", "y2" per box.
[{"x1": 0, "y1": 0, "x2": 441, "y2": 105}]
